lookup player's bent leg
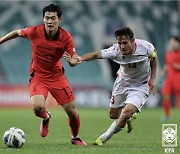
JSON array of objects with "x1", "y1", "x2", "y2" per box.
[
  {"x1": 93, "y1": 106, "x2": 136, "y2": 146},
  {"x1": 40, "y1": 111, "x2": 51, "y2": 137},
  {"x1": 109, "y1": 107, "x2": 123, "y2": 119},
  {"x1": 31, "y1": 95, "x2": 46, "y2": 116},
  {"x1": 62, "y1": 100, "x2": 87, "y2": 146},
  {"x1": 126, "y1": 112, "x2": 137, "y2": 133},
  {"x1": 93, "y1": 108, "x2": 123, "y2": 145},
  {"x1": 31, "y1": 95, "x2": 51, "y2": 137},
  {"x1": 93, "y1": 120, "x2": 122, "y2": 146},
  {"x1": 117, "y1": 103, "x2": 138, "y2": 130}
]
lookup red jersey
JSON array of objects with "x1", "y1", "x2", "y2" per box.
[
  {"x1": 20, "y1": 25, "x2": 76, "y2": 80},
  {"x1": 165, "y1": 50, "x2": 180, "y2": 79}
]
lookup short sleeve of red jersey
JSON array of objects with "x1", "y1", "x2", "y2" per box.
[
  {"x1": 64, "y1": 34, "x2": 76, "y2": 57},
  {"x1": 20, "y1": 26, "x2": 36, "y2": 40}
]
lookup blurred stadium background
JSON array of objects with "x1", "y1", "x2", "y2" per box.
[{"x1": 0, "y1": 1, "x2": 179, "y2": 108}]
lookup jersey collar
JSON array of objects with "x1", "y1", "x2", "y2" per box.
[{"x1": 44, "y1": 27, "x2": 60, "y2": 41}]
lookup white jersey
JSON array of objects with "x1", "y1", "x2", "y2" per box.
[
  {"x1": 101, "y1": 39, "x2": 156, "y2": 110},
  {"x1": 101, "y1": 39, "x2": 155, "y2": 87}
]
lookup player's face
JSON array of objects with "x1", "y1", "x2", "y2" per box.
[
  {"x1": 43, "y1": 11, "x2": 62, "y2": 34},
  {"x1": 169, "y1": 38, "x2": 180, "y2": 51},
  {"x1": 116, "y1": 36, "x2": 134, "y2": 55}
]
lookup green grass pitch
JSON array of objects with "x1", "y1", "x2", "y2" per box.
[{"x1": 0, "y1": 107, "x2": 179, "y2": 154}]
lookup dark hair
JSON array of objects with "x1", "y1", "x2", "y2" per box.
[
  {"x1": 115, "y1": 27, "x2": 134, "y2": 39},
  {"x1": 43, "y1": 4, "x2": 62, "y2": 18},
  {"x1": 170, "y1": 35, "x2": 180, "y2": 43}
]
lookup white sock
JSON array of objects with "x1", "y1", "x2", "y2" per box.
[
  {"x1": 100, "y1": 120, "x2": 122, "y2": 143},
  {"x1": 72, "y1": 136, "x2": 79, "y2": 139},
  {"x1": 44, "y1": 112, "x2": 50, "y2": 120}
]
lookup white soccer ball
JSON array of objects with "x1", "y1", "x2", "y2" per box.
[{"x1": 3, "y1": 127, "x2": 26, "y2": 148}]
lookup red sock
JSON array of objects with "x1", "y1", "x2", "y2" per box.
[
  {"x1": 37, "y1": 108, "x2": 47, "y2": 119},
  {"x1": 163, "y1": 99, "x2": 170, "y2": 117},
  {"x1": 175, "y1": 98, "x2": 180, "y2": 108},
  {"x1": 68, "y1": 115, "x2": 80, "y2": 137}
]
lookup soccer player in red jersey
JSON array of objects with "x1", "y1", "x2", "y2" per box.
[
  {"x1": 0, "y1": 3, "x2": 86, "y2": 146},
  {"x1": 161, "y1": 35, "x2": 180, "y2": 121}
]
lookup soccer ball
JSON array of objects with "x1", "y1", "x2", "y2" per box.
[{"x1": 3, "y1": 127, "x2": 26, "y2": 148}]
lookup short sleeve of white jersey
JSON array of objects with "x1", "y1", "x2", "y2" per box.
[
  {"x1": 101, "y1": 44, "x2": 119, "y2": 59},
  {"x1": 139, "y1": 40, "x2": 156, "y2": 58}
]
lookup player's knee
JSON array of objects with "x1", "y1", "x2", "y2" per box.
[
  {"x1": 109, "y1": 111, "x2": 119, "y2": 119},
  {"x1": 33, "y1": 105, "x2": 44, "y2": 116},
  {"x1": 121, "y1": 109, "x2": 133, "y2": 120},
  {"x1": 31, "y1": 97, "x2": 45, "y2": 116},
  {"x1": 109, "y1": 108, "x2": 121, "y2": 119},
  {"x1": 109, "y1": 114, "x2": 119, "y2": 119}
]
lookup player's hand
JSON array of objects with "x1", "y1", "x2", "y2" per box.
[
  {"x1": 72, "y1": 54, "x2": 81, "y2": 64},
  {"x1": 63, "y1": 52, "x2": 81, "y2": 67},
  {"x1": 148, "y1": 78, "x2": 157, "y2": 95},
  {"x1": 160, "y1": 69, "x2": 165, "y2": 77},
  {"x1": 63, "y1": 52, "x2": 71, "y2": 62},
  {"x1": 173, "y1": 62, "x2": 180, "y2": 70}
]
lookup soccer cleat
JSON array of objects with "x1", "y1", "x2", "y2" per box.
[
  {"x1": 126, "y1": 120, "x2": 133, "y2": 133},
  {"x1": 40, "y1": 112, "x2": 51, "y2": 137},
  {"x1": 126, "y1": 112, "x2": 137, "y2": 133},
  {"x1": 132, "y1": 112, "x2": 137, "y2": 120},
  {"x1": 161, "y1": 116, "x2": 170, "y2": 122},
  {"x1": 93, "y1": 137, "x2": 103, "y2": 146},
  {"x1": 71, "y1": 137, "x2": 87, "y2": 146}
]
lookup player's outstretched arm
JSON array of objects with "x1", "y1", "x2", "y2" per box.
[
  {"x1": 0, "y1": 29, "x2": 21, "y2": 45},
  {"x1": 149, "y1": 52, "x2": 158, "y2": 95},
  {"x1": 63, "y1": 51, "x2": 102, "y2": 67},
  {"x1": 80, "y1": 51, "x2": 102, "y2": 62}
]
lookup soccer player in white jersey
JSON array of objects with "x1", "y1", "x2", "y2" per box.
[{"x1": 64, "y1": 26, "x2": 158, "y2": 145}]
